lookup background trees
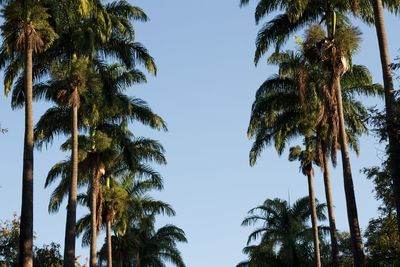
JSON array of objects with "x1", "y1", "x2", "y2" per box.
[{"x1": 237, "y1": 197, "x2": 328, "y2": 267}]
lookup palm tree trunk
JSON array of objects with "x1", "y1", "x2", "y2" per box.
[
  {"x1": 306, "y1": 166, "x2": 321, "y2": 267},
  {"x1": 90, "y1": 127, "x2": 98, "y2": 267},
  {"x1": 106, "y1": 177, "x2": 113, "y2": 267},
  {"x1": 19, "y1": 34, "x2": 33, "y2": 267},
  {"x1": 136, "y1": 251, "x2": 141, "y2": 267},
  {"x1": 106, "y1": 219, "x2": 113, "y2": 267},
  {"x1": 335, "y1": 76, "x2": 365, "y2": 266},
  {"x1": 64, "y1": 101, "x2": 78, "y2": 267},
  {"x1": 372, "y1": 0, "x2": 400, "y2": 237},
  {"x1": 90, "y1": 166, "x2": 98, "y2": 267},
  {"x1": 321, "y1": 145, "x2": 339, "y2": 267}
]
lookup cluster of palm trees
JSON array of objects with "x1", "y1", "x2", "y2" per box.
[
  {"x1": 0, "y1": 0, "x2": 185, "y2": 267},
  {"x1": 241, "y1": 0, "x2": 400, "y2": 266},
  {"x1": 237, "y1": 196, "x2": 329, "y2": 267}
]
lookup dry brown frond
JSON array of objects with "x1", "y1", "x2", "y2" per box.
[
  {"x1": 69, "y1": 88, "x2": 80, "y2": 108},
  {"x1": 298, "y1": 63, "x2": 308, "y2": 110}
]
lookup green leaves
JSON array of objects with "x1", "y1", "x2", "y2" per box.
[{"x1": 239, "y1": 196, "x2": 327, "y2": 266}]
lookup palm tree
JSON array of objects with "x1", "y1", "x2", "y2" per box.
[
  {"x1": 240, "y1": 1, "x2": 378, "y2": 263},
  {"x1": 85, "y1": 174, "x2": 175, "y2": 267},
  {"x1": 236, "y1": 243, "x2": 280, "y2": 267},
  {"x1": 74, "y1": 128, "x2": 166, "y2": 267},
  {"x1": 0, "y1": 1, "x2": 56, "y2": 266},
  {"x1": 371, "y1": 0, "x2": 400, "y2": 238},
  {"x1": 0, "y1": 1, "x2": 95, "y2": 265},
  {"x1": 99, "y1": 214, "x2": 186, "y2": 267},
  {"x1": 247, "y1": 33, "x2": 382, "y2": 265},
  {"x1": 238, "y1": 197, "x2": 327, "y2": 267},
  {"x1": 308, "y1": 24, "x2": 368, "y2": 265},
  {"x1": 31, "y1": 59, "x2": 165, "y2": 266},
  {"x1": 13, "y1": 1, "x2": 158, "y2": 263},
  {"x1": 289, "y1": 143, "x2": 321, "y2": 267}
]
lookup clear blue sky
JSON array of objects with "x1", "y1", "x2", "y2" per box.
[{"x1": 0, "y1": 1, "x2": 399, "y2": 266}]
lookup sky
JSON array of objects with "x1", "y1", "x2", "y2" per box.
[{"x1": 1, "y1": 1, "x2": 400, "y2": 266}]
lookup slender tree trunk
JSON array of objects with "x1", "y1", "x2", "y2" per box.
[
  {"x1": 335, "y1": 76, "x2": 365, "y2": 266},
  {"x1": 372, "y1": 0, "x2": 400, "y2": 237},
  {"x1": 136, "y1": 252, "x2": 141, "y2": 267},
  {"x1": 107, "y1": 219, "x2": 113, "y2": 267},
  {"x1": 306, "y1": 166, "x2": 321, "y2": 267},
  {"x1": 106, "y1": 177, "x2": 113, "y2": 267},
  {"x1": 322, "y1": 145, "x2": 339, "y2": 267},
  {"x1": 64, "y1": 100, "x2": 78, "y2": 267},
  {"x1": 19, "y1": 34, "x2": 33, "y2": 267},
  {"x1": 90, "y1": 127, "x2": 98, "y2": 267},
  {"x1": 90, "y1": 166, "x2": 99, "y2": 267}
]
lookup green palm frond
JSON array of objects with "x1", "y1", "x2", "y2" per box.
[
  {"x1": 34, "y1": 106, "x2": 72, "y2": 149},
  {"x1": 254, "y1": 9, "x2": 320, "y2": 64}
]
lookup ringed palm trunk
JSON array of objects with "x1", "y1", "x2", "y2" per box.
[
  {"x1": 19, "y1": 31, "x2": 34, "y2": 267},
  {"x1": 64, "y1": 92, "x2": 79, "y2": 267},
  {"x1": 372, "y1": 0, "x2": 400, "y2": 237},
  {"x1": 334, "y1": 75, "x2": 365, "y2": 266},
  {"x1": 306, "y1": 165, "x2": 321, "y2": 267},
  {"x1": 321, "y1": 144, "x2": 339, "y2": 266},
  {"x1": 106, "y1": 218, "x2": 113, "y2": 267},
  {"x1": 90, "y1": 165, "x2": 99, "y2": 267},
  {"x1": 106, "y1": 177, "x2": 113, "y2": 267}
]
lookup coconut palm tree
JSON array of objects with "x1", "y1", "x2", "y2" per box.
[
  {"x1": 0, "y1": 1, "x2": 56, "y2": 266},
  {"x1": 238, "y1": 196, "x2": 327, "y2": 267}
]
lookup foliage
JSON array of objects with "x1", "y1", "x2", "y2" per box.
[
  {"x1": 98, "y1": 215, "x2": 187, "y2": 267},
  {"x1": 337, "y1": 231, "x2": 354, "y2": 266},
  {"x1": 0, "y1": 214, "x2": 19, "y2": 267},
  {"x1": 33, "y1": 243, "x2": 63, "y2": 267},
  {"x1": 365, "y1": 214, "x2": 400, "y2": 266},
  {"x1": 238, "y1": 196, "x2": 328, "y2": 267},
  {"x1": 359, "y1": 101, "x2": 400, "y2": 265},
  {"x1": 0, "y1": 216, "x2": 63, "y2": 267}
]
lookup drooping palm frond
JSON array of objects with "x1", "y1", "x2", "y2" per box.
[{"x1": 238, "y1": 196, "x2": 327, "y2": 266}]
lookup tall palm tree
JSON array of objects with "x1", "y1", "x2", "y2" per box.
[
  {"x1": 14, "y1": 1, "x2": 158, "y2": 264},
  {"x1": 0, "y1": 1, "x2": 56, "y2": 266},
  {"x1": 238, "y1": 196, "x2": 327, "y2": 267},
  {"x1": 31, "y1": 59, "x2": 165, "y2": 266},
  {"x1": 83, "y1": 173, "x2": 174, "y2": 267},
  {"x1": 289, "y1": 143, "x2": 321, "y2": 267},
  {"x1": 75, "y1": 126, "x2": 166, "y2": 267},
  {"x1": 1, "y1": 1, "x2": 95, "y2": 265},
  {"x1": 309, "y1": 24, "x2": 367, "y2": 265},
  {"x1": 371, "y1": 0, "x2": 400, "y2": 238},
  {"x1": 247, "y1": 36, "x2": 382, "y2": 266},
  {"x1": 240, "y1": 1, "x2": 379, "y2": 263}
]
